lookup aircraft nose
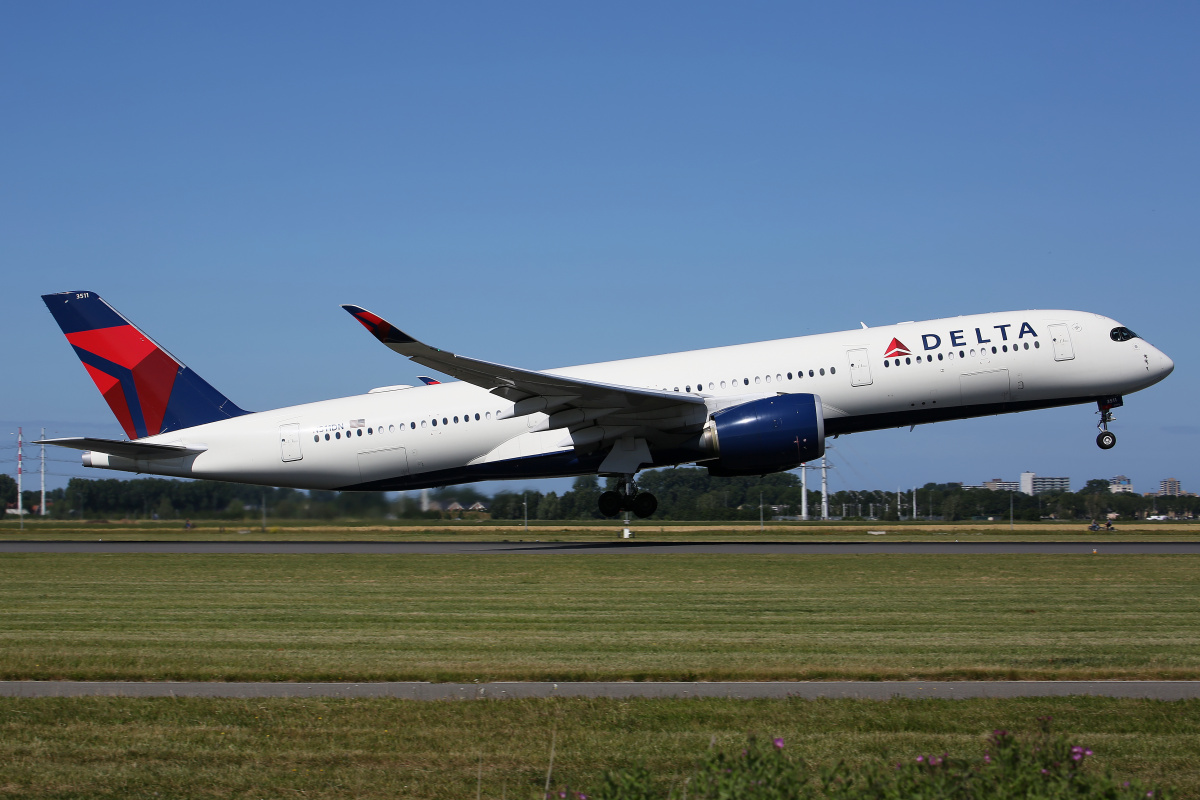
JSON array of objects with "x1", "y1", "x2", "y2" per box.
[{"x1": 1159, "y1": 349, "x2": 1175, "y2": 378}]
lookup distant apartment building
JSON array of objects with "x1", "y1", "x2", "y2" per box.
[
  {"x1": 965, "y1": 474, "x2": 1071, "y2": 493},
  {"x1": 1019, "y1": 472, "x2": 1070, "y2": 495},
  {"x1": 1159, "y1": 478, "x2": 1182, "y2": 497},
  {"x1": 1109, "y1": 475, "x2": 1135, "y2": 494}
]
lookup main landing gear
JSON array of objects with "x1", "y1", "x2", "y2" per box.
[
  {"x1": 1096, "y1": 397, "x2": 1122, "y2": 450},
  {"x1": 598, "y1": 475, "x2": 658, "y2": 518}
]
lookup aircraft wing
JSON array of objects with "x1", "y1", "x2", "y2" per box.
[
  {"x1": 35, "y1": 437, "x2": 207, "y2": 460},
  {"x1": 341, "y1": 305, "x2": 706, "y2": 422}
]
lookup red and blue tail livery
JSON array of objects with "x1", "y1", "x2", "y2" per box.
[{"x1": 42, "y1": 291, "x2": 248, "y2": 439}]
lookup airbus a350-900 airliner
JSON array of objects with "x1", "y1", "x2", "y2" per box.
[{"x1": 39, "y1": 291, "x2": 1173, "y2": 517}]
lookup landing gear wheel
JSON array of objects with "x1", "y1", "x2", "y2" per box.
[
  {"x1": 1097, "y1": 431, "x2": 1116, "y2": 450},
  {"x1": 631, "y1": 492, "x2": 658, "y2": 519},
  {"x1": 597, "y1": 491, "x2": 622, "y2": 518}
]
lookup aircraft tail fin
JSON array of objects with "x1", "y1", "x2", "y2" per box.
[{"x1": 41, "y1": 291, "x2": 250, "y2": 439}]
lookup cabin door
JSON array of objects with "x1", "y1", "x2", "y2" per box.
[
  {"x1": 1047, "y1": 324, "x2": 1075, "y2": 361},
  {"x1": 847, "y1": 348, "x2": 873, "y2": 386}
]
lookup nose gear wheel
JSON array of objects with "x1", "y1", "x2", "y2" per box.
[{"x1": 1095, "y1": 399, "x2": 1119, "y2": 450}]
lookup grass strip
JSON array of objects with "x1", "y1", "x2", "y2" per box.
[
  {"x1": 0, "y1": 696, "x2": 1197, "y2": 799},
  {"x1": 4, "y1": 519, "x2": 1200, "y2": 541},
  {"x1": 3, "y1": 553, "x2": 1199, "y2": 682}
]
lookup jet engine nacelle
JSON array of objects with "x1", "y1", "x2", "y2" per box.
[{"x1": 701, "y1": 393, "x2": 825, "y2": 477}]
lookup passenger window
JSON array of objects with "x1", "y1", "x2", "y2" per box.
[
  {"x1": 916, "y1": 356, "x2": 922, "y2": 363},
  {"x1": 991, "y1": 346, "x2": 997, "y2": 354},
  {"x1": 475, "y1": 413, "x2": 480, "y2": 420},
  {"x1": 720, "y1": 380, "x2": 727, "y2": 389},
  {"x1": 335, "y1": 432, "x2": 341, "y2": 439},
  {"x1": 938, "y1": 353, "x2": 944, "y2": 361},
  {"x1": 686, "y1": 386, "x2": 691, "y2": 392},
  {"x1": 325, "y1": 433, "x2": 330, "y2": 440},
  {"x1": 357, "y1": 429, "x2": 362, "y2": 436},
  {"x1": 1035, "y1": 341, "x2": 1040, "y2": 348},
  {"x1": 422, "y1": 420, "x2": 428, "y2": 428},
  {"x1": 808, "y1": 370, "x2": 814, "y2": 377},
  {"x1": 744, "y1": 378, "x2": 749, "y2": 386},
  {"x1": 959, "y1": 350, "x2": 965, "y2": 358},
  {"x1": 884, "y1": 360, "x2": 890, "y2": 368},
  {"x1": 485, "y1": 412, "x2": 492, "y2": 419},
  {"x1": 830, "y1": 367, "x2": 836, "y2": 374},
  {"x1": 904, "y1": 358, "x2": 910, "y2": 365},
  {"x1": 313, "y1": 435, "x2": 319, "y2": 442},
  {"x1": 787, "y1": 372, "x2": 793, "y2": 380},
  {"x1": 820, "y1": 368, "x2": 826, "y2": 375}
]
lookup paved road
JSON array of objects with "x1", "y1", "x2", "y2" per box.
[
  {"x1": 3, "y1": 680, "x2": 1199, "y2": 700},
  {"x1": 1, "y1": 540, "x2": 1198, "y2": 554}
]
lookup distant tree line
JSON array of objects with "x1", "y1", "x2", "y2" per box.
[{"x1": 1, "y1": 470, "x2": 1195, "y2": 521}]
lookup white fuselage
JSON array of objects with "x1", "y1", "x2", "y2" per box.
[{"x1": 83, "y1": 310, "x2": 1174, "y2": 490}]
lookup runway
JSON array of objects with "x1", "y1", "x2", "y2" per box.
[
  {"x1": 1, "y1": 540, "x2": 1198, "y2": 554},
  {"x1": 3, "y1": 680, "x2": 1199, "y2": 700}
]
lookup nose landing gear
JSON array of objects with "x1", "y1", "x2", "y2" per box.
[
  {"x1": 598, "y1": 475, "x2": 658, "y2": 518},
  {"x1": 1095, "y1": 396, "x2": 1123, "y2": 450}
]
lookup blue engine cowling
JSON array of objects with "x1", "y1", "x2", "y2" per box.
[{"x1": 703, "y1": 394, "x2": 825, "y2": 477}]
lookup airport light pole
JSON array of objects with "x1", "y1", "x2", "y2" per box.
[
  {"x1": 820, "y1": 457, "x2": 829, "y2": 521},
  {"x1": 16, "y1": 428, "x2": 23, "y2": 531},
  {"x1": 40, "y1": 428, "x2": 46, "y2": 516},
  {"x1": 800, "y1": 463, "x2": 809, "y2": 520}
]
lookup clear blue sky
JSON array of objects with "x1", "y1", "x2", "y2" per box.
[{"x1": 3, "y1": 2, "x2": 1196, "y2": 497}]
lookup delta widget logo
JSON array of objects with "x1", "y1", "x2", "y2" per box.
[{"x1": 883, "y1": 338, "x2": 911, "y2": 358}]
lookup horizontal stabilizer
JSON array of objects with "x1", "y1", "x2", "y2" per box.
[{"x1": 36, "y1": 437, "x2": 207, "y2": 460}]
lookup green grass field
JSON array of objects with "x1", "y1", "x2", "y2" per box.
[
  {"x1": 3, "y1": 553, "x2": 1199, "y2": 681},
  {"x1": 3, "y1": 517, "x2": 1199, "y2": 541},
  {"x1": 1, "y1": 696, "x2": 1197, "y2": 798}
]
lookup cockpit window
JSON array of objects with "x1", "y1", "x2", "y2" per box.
[{"x1": 1110, "y1": 326, "x2": 1139, "y2": 342}]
